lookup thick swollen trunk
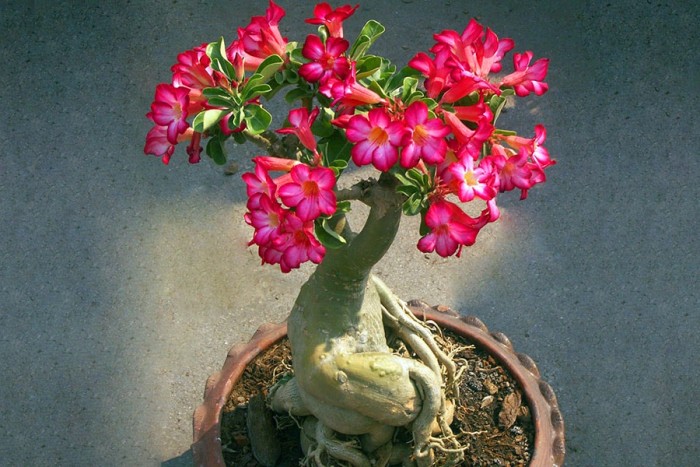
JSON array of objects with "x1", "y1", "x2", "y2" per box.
[
  {"x1": 274, "y1": 176, "x2": 458, "y2": 465},
  {"x1": 288, "y1": 176, "x2": 404, "y2": 380},
  {"x1": 286, "y1": 177, "x2": 418, "y2": 441}
]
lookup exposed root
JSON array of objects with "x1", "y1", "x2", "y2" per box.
[
  {"x1": 373, "y1": 275, "x2": 465, "y2": 464},
  {"x1": 372, "y1": 275, "x2": 457, "y2": 394},
  {"x1": 302, "y1": 419, "x2": 372, "y2": 467}
]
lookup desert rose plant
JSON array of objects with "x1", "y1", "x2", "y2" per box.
[{"x1": 145, "y1": 2, "x2": 553, "y2": 465}]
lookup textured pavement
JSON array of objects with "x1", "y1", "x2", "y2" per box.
[{"x1": 1, "y1": 1, "x2": 698, "y2": 465}]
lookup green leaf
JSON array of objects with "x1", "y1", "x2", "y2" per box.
[
  {"x1": 384, "y1": 66, "x2": 421, "y2": 94},
  {"x1": 202, "y1": 88, "x2": 237, "y2": 108},
  {"x1": 335, "y1": 200, "x2": 351, "y2": 213},
  {"x1": 350, "y1": 36, "x2": 370, "y2": 61},
  {"x1": 285, "y1": 68, "x2": 299, "y2": 84},
  {"x1": 400, "y1": 76, "x2": 419, "y2": 101},
  {"x1": 285, "y1": 87, "x2": 312, "y2": 104},
  {"x1": 314, "y1": 217, "x2": 347, "y2": 249},
  {"x1": 241, "y1": 83, "x2": 272, "y2": 101},
  {"x1": 288, "y1": 45, "x2": 305, "y2": 65},
  {"x1": 245, "y1": 55, "x2": 284, "y2": 88},
  {"x1": 328, "y1": 159, "x2": 348, "y2": 177},
  {"x1": 202, "y1": 87, "x2": 232, "y2": 100},
  {"x1": 396, "y1": 183, "x2": 419, "y2": 198},
  {"x1": 243, "y1": 104, "x2": 272, "y2": 135},
  {"x1": 206, "y1": 136, "x2": 227, "y2": 165},
  {"x1": 395, "y1": 167, "x2": 431, "y2": 216},
  {"x1": 231, "y1": 131, "x2": 247, "y2": 144},
  {"x1": 489, "y1": 95, "x2": 508, "y2": 122},
  {"x1": 310, "y1": 107, "x2": 336, "y2": 138},
  {"x1": 349, "y1": 20, "x2": 385, "y2": 60},
  {"x1": 367, "y1": 80, "x2": 388, "y2": 98},
  {"x1": 320, "y1": 130, "x2": 352, "y2": 171},
  {"x1": 394, "y1": 171, "x2": 414, "y2": 188},
  {"x1": 402, "y1": 194, "x2": 424, "y2": 216},
  {"x1": 255, "y1": 54, "x2": 285, "y2": 81},
  {"x1": 228, "y1": 109, "x2": 245, "y2": 130},
  {"x1": 206, "y1": 37, "x2": 237, "y2": 82},
  {"x1": 406, "y1": 168, "x2": 428, "y2": 185},
  {"x1": 419, "y1": 211, "x2": 430, "y2": 236},
  {"x1": 356, "y1": 55, "x2": 383, "y2": 79},
  {"x1": 192, "y1": 109, "x2": 228, "y2": 133}
]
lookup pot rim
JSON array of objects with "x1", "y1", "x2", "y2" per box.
[{"x1": 192, "y1": 304, "x2": 565, "y2": 466}]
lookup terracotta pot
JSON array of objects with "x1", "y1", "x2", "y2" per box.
[{"x1": 192, "y1": 302, "x2": 566, "y2": 466}]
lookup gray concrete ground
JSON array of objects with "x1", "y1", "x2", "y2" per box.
[{"x1": 1, "y1": 1, "x2": 698, "y2": 465}]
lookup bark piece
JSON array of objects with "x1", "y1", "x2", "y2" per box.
[
  {"x1": 246, "y1": 393, "x2": 281, "y2": 466},
  {"x1": 498, "y1": 391, "x2": 522, "y2": 429}
]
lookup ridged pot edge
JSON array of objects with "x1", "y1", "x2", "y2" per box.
[{"x1": 191, "y1": 305, "x2": 565, "y2": 466}]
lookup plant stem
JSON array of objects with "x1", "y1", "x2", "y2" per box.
[
  {"x1": 244, "y1": 129, "x2": 299, "y2": 159},
  {"x1": 317, "y1": 173, "x2": 403, "y2": 282}
]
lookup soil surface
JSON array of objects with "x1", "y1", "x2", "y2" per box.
[{"x1": 220, "y1": 326, "x2": 534, "y2": 466}]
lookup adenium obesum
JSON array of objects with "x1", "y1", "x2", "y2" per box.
[{"x1": 145, "y1": 1, "x2": 554, "y2": 271}]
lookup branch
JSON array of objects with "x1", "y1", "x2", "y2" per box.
[
  {"x1": 335, "y1": 179, "x2": 376, "y2": 205},
  {"x1": 243, "y1": 130, "x2": 300, "y2": 159}
]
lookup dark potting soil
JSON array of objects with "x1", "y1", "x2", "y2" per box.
[{"x1": 220, "y1": 328, "x2": 534, "y2": 466}]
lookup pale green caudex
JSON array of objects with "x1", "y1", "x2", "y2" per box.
[{"x1": 267, "y1": 170, "x2": 463, "y2": 466}]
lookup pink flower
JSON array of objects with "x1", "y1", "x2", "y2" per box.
[
  {"x1": 442, "y1": 111, "x2": 493, "y2": 158},
  {"x1": 417, "y1": 200, "x2": 486, "y2": 257},
  {"x1": 431, "y1": 20, "x2": 483, "y2": 65},
  {"x1": 451, "y1": 94, "x2": 493, "y2": 123},
  {"x1": 491, "y1": 147, "x2": 533, "y2": 197},
  {"x1": 305, "y1": 2, "x2": 359, "y2": 38},
  {"x1": 171, "y1": 45, "x2": 215, "y2": 112},
  {"x1": 144, "y1": 125, "x2": 200, "y2": 165},
  {"x1": 440, "y1": 74, "x2": 500, "y2": 104},
  {"x1": 146, "y1": 83, "x2": 190, "y2": 144},
  {"x1": 258, "y1": 242, "x2": 285, "y2": 268},
  {"x1": 530, "y1": 124, "x2": 553, "y2": 169},
  {"x1": 435, "y1": 140, "x2": 461, "y2": 185},
  {"x1": 433, "y1": 19, "x2": 514, "y2": 80},
  {"x1": 500, "y1": 51, "x2": 549, "y2": 96},
  {"x1": 276, "y1": 107, "x2": 320, "y2": 153},
  {"x1": 278, "y1": 164, "x2": 337, "y2": 221},
  {"x1": 345, "y1": 108, "x2": 405, "y2": 171},
  {"x1": 276, "y1": 214, "x2": 326, "y2": 272},
  {"x1": 448, "y1": 153, "x2": 498, "y2": 202},
  {"x1": 251, "y1": 155, "x2": 300, "y2": 172},
  {"x1": 499, "y1": 124, "x2": 555, "y2": 170},
  {"x1": 242, "y1": 162, "x2": 277, "y2": 210},
  {"x1": 185, "y1": 131, "x2": 202, "y2": 164},
  {"x1": 299, "y1": 35, "x2": 350, "y2": 84},
  {"x1": 234, "y1": 0, "x2": 288, "y2": 71},
  {"x1": 246, "y1": 202, "x2": 326, "y2": 272},
  {"x1": 144, "y1": 125, "x2": 175, "y2": 164},
  {"x1": 323, "y1": 62, "x2": 387, "y2": 109},
  {"x1": 408, "y1": 50, "x2": 453, "y2": 99},
  {"x1": 245, "y1": 194, "x2": 285, "y2": 245},
  {"x1": 400, "y1": 101, "x2": 450, "y2": 168}
]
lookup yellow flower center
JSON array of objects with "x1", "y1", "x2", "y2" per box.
[
  {"x1": 503, "y1": 161, "x2": 516, "y2": 176},
  {"x1": 368, "y1": 126, "x2": 389, "y2": 145},
  {"x1": 301, "y1": 180, "x2": 320, "y2": 196},
  {"x1": 464, "y1": 170, "x2": 479, "y2": 186},
  {"x1": 413, "y1": 124, "x2": 429, "y2": 145}
]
